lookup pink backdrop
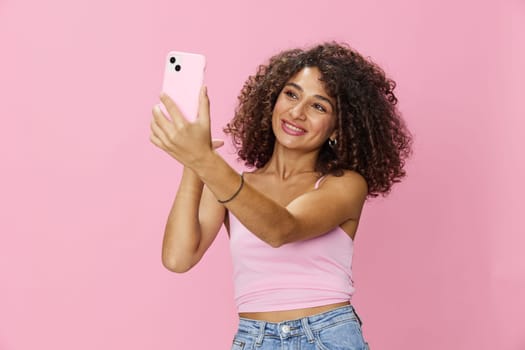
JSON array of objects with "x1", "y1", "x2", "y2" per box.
[{"x1": 1, "y1": 0, "x2": 523, "y2": 349}]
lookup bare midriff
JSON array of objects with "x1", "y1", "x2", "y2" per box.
[{"x1": 238, "y1": 301, "x2": 350, "y2": 323}]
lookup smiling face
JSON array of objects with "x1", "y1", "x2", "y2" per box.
[{"x1": 271, "y1": 67, "x2": 337, "y2": 153}]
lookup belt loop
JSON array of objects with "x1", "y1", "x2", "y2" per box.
[
  {"x1": 301, "y1": 317, "x2": 315, "y2": 343},
  {"x1": 255, "y1": 321, "x2": 266, "y2": 346}
]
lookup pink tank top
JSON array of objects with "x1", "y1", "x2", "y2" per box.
[{"x1": 228, "y1": 176, "x2": 355, "y2": 312}]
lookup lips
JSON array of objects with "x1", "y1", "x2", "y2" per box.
[{"x1": 281, "y1": 119, "x2": 307, "y2": 136}]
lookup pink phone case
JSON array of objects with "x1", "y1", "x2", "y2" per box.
[{"x1": 161, "y1": 51, "x2": 206, "y2": 122}]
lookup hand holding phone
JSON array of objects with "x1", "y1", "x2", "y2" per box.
[{"x1": 151, "y1": 51, "x2": 223, "y2": 166}]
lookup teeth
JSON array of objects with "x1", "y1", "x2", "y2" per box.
[{"x1": 284, "y1": 121, "x2": 305, "y2": 132}]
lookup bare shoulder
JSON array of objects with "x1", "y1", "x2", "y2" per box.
[{"x1": 318, "y1": 170, "x2": 368, "y2": 196}]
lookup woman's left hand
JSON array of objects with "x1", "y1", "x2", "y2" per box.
[{"x1": 150, "y1": 86, "x2": 214, "y2": 169}]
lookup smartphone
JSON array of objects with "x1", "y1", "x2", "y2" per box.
[{"x1": 161, "y1": 51, "x2": 206, "y2": 122}]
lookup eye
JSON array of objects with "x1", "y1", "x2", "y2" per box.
[
  {"x1": 312, "y1": 103, "x2": 327, "y2": 113},
  {"x1": 284, "y1": 89, "x2": 298, "y2": 99}
]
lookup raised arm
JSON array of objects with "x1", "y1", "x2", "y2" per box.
[
  {"x1": 193, "y1": 154, "x2": 367, "y2": 247},
  {"x1": 150, "y1": 91, "x2": 226, "y2": 272}
]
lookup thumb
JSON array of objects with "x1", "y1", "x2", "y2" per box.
[
  {"x1": 212, "y1": 138, "x2": 224, "y2": 150},
  {"x1": 197, "y1": 85, "x2": 210, "y2": 128}
]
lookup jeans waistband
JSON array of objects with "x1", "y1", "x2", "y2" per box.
[{"x1": 237, "y1": 305, "x2": 362, "y2": 344}]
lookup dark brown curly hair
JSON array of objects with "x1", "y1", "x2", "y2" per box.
[{"x1": 224, "y1": 42, "x2": 412, "y2": 197}]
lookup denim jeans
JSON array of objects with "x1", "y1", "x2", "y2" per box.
[{"x1": 231, "y1": 305, "x2": 370, "y2": 350}]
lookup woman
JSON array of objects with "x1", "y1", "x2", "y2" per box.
[{"x1": 150, "y1": 42, "x2": 412, "y2": 349}]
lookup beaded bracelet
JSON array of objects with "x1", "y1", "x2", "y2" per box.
[{"x1": 218, "y1": 173, "x2": 244, "y2": 204}]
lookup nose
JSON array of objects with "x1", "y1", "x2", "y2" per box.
[{"x1": 289, "y1": 102, "x2": 307, "y2": 121}]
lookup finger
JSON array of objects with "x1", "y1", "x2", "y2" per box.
[
  {"x1": 154, "y1": 101, "x2": 169, "y2": 120},
  {"x1": 150, "y1": 118, "x2": 168, "y2": 146},
  {"x1": 211, "y1": 138, "x2": 224, "y2": 150},
  {"x1": 152, "y1": 104, "x2": 176, "y2": 136},
  {"x1": 160, "y1": 92, "x2": 187, "y2": 127},
  {"x1": 197, "y1": 86, "x2": 210, "y2": 129},
  {"x1": 149, "y1": 132, "x2": 165, "y2": 149}
]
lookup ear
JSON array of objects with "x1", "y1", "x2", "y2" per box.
[{"x1": 329, "y1": 130, "x2": 337, "y2": 142}]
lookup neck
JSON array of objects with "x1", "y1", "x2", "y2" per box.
[{"x1": 260, "y1": 144, "x2": 320, "y2": 180}]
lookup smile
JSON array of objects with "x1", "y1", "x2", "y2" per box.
[{"x1": 281, "y1": 120, "x2": 307, "y2": 136}]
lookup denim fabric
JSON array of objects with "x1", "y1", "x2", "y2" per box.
[{"x1": 231, "y1": 305, "x2": 370, "y2": 350}]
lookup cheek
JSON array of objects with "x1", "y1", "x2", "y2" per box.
[
  {"x1": 317, "y1": 117, "x2": 336, "y2": 137},
  {"x1": 272, "y1": 96, "x2": 287, "y2": 115},
  {"x1": 271, "y1": 99, "x2": 288, "y2": 126},
  {"x1": 271, "y1": 109, "x2": 282, "y2": 135},
  {"x1": 328, "y1": 114, "x2": 337, "y2": 133}
]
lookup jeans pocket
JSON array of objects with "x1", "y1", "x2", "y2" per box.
[{"x1": 315, "y1": 319, "x2": 368, "y2": 350}]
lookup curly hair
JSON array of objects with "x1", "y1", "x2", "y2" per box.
[{"x1": 224, "y1": 42, "x2": 413, "y2": 197}]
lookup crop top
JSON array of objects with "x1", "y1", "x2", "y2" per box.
[{"x1": 228, "y1": 177, "x2": 355, "y2": 313}]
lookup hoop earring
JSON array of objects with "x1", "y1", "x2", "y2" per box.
[{"x1": 328, "y1": 138, "x2": 337, "y2": 148}]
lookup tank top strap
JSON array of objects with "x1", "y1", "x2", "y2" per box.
[{"x1": 314, "y1": 175, "x2": 328, "y2": 190}]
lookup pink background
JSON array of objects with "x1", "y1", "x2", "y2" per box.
[{"x1": 1, "y1": 0, "x2": 523, "y2": 349}]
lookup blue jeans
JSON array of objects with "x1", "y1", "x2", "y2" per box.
[{"x1": 231, "y1": 305, "x2": 370, "y2": 350}]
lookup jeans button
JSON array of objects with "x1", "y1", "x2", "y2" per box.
[{"x1": 281, "y1": 325, "x2": 290, "y2": 333}]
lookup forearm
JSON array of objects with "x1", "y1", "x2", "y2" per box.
[
  {"x1": 162, "y1": 167, "x2": 204, "y2": 271},
  {"x1": 193, "y1": 152, "x2": 296, "y2": 247}
]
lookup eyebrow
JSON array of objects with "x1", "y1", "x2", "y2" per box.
[{"x1": 285, "y1": 82, "x2": 335, "y2": 111}]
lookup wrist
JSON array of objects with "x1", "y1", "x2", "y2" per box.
[
  {"x1": 217, "y1": 172, "x2": 244, "y2": 204},
  {"x1": 189, "y1": 150, "x2": 220, "y2": 180},
  {"x1": 181, "y1": 167, "x2": 204, "y2": 186}
]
